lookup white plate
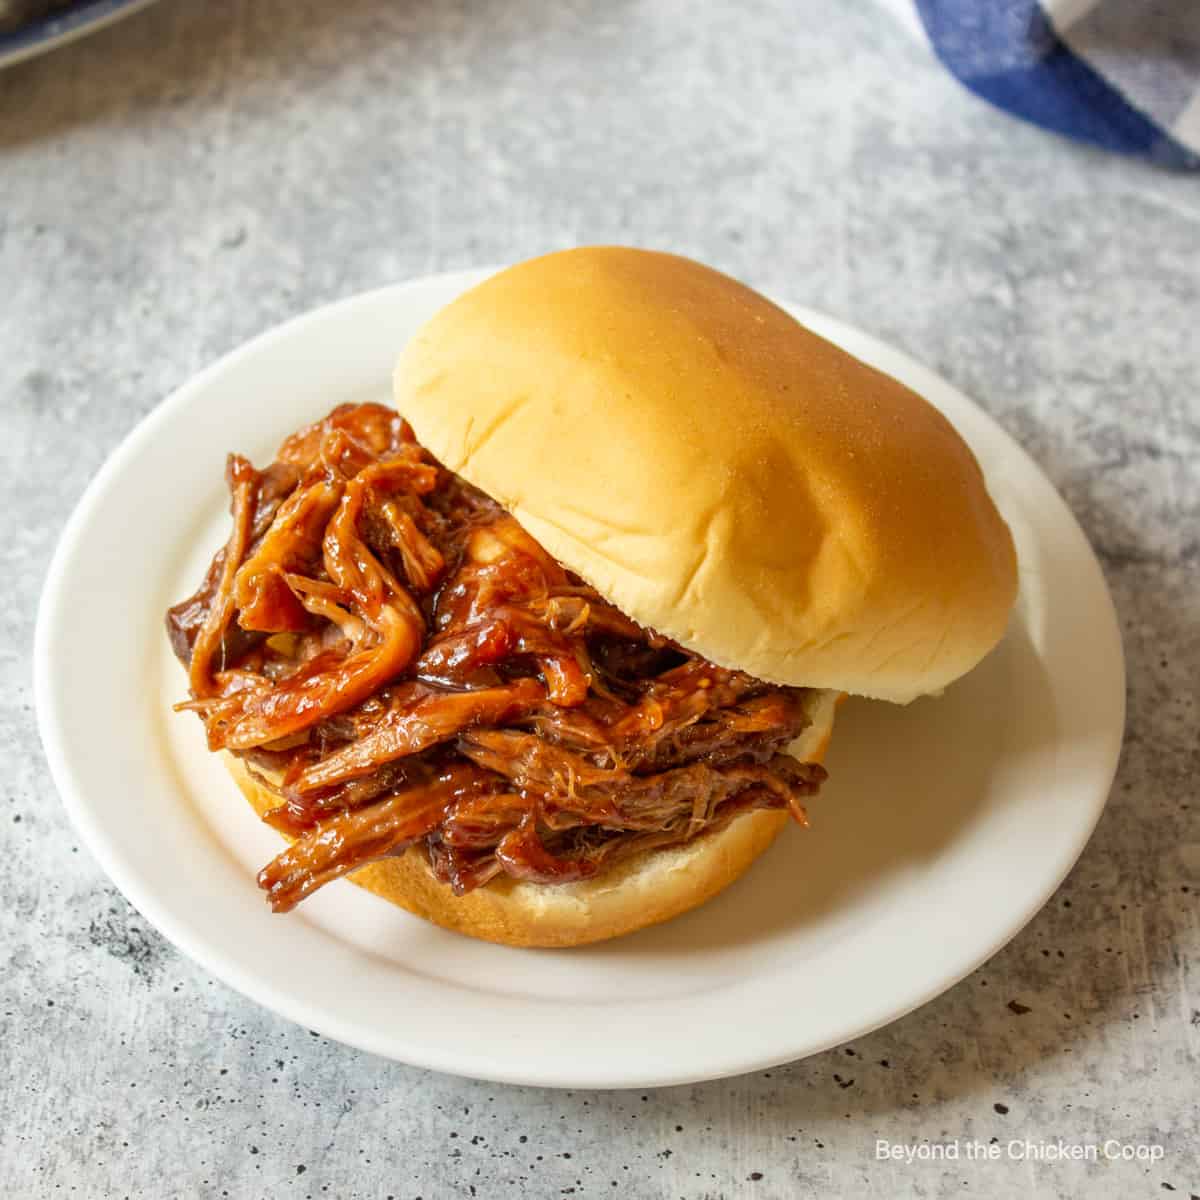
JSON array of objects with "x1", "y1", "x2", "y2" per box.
[{"x1": 35, "y1": 270, "x2": 1125, "y2": 1089}]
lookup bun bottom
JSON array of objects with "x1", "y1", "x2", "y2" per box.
[{"x1": 226, "y1": 689, "x2": 840, "y2": 948}]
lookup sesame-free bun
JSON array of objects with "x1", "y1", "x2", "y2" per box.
[
  {"x1": 394, "y1": 247, "x2": 1017, "y2": 703},
  {"x1": 226, "y1": 690, "x2": 839, "y2": 949}
]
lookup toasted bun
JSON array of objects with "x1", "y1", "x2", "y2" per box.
[
  {"x1": 226, "y1": 690, "x2": 840, "y2": 948},
  {"x1": 394, "y1": 247, "x2": 1017, "y2": 703}
]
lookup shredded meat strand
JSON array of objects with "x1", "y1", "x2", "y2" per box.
[
  {"x1": 167, "y1": 404, "x2": 827, "y2": 911},
  {"x1": 291, "y1": 678, "x2": 546, "y2": 793},
  {"x1": 187, "y1": 455, "x2": 257, "y2": 698},
  {"x1": 258, "y1": 764, "x2": 494, "y2": 912}
]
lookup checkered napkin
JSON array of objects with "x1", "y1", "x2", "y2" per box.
[{"x1": 877, "y1": 0, "x2": 1200, "y2": 168}]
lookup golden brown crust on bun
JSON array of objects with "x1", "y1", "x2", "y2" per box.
[
  {"x1": 394, "y1": 247, "x2": 1017, "y2": 703},
  {"x1": 225, "y1": 690, "x2": 840, "y2": 948}
]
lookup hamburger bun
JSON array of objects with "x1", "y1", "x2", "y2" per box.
[
  {"x1": 394, "y1": 246, "x2": 1017, "y2": 704},
  {"x1": 225, "y1": 688, "x2": 840, "y2": 948}
]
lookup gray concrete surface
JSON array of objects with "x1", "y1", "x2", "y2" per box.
[{"x1": 2, "y1": 2, "x2": 1198, "y2": 1197}]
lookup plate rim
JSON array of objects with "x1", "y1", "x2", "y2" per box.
[
  {"x1": 0, "y1": 0, "x2": 160, "y2": 70},
  {"x1": 34, "y1": 269, "x2": 1126, "y2": 1088}
]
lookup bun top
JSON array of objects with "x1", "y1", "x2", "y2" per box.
[{"x1": 394, "y1": 247, "x2": 1017, "y2": 702}]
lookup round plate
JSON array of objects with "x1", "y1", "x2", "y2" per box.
[
  {"x1": 0, "y1": 0, "x2": 159, "y2": 70},
  {"x1": 34, "y1": 270, "x2": 1125, "y2": 1089}
]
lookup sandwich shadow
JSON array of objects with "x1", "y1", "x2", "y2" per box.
[{"x1": 584, "y1": 616, "x2": 1059, "y2": 960}]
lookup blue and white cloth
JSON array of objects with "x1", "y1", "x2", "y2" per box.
[{"x1": 878, "y1": 0, "x2": 1200, "y2": 169}]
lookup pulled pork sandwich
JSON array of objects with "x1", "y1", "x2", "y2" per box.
[{"x1": 167, "y1": 247, "x2": 1017, "y2": 947}]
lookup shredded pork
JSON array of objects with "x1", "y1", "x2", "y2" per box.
[{"x1": 168, "y1": 404, "x2": 826, "y2": 912}]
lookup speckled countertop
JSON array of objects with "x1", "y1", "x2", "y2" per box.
[{"x1": 3, "y1": 2, "x2": 1198, "y2": 1197}]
